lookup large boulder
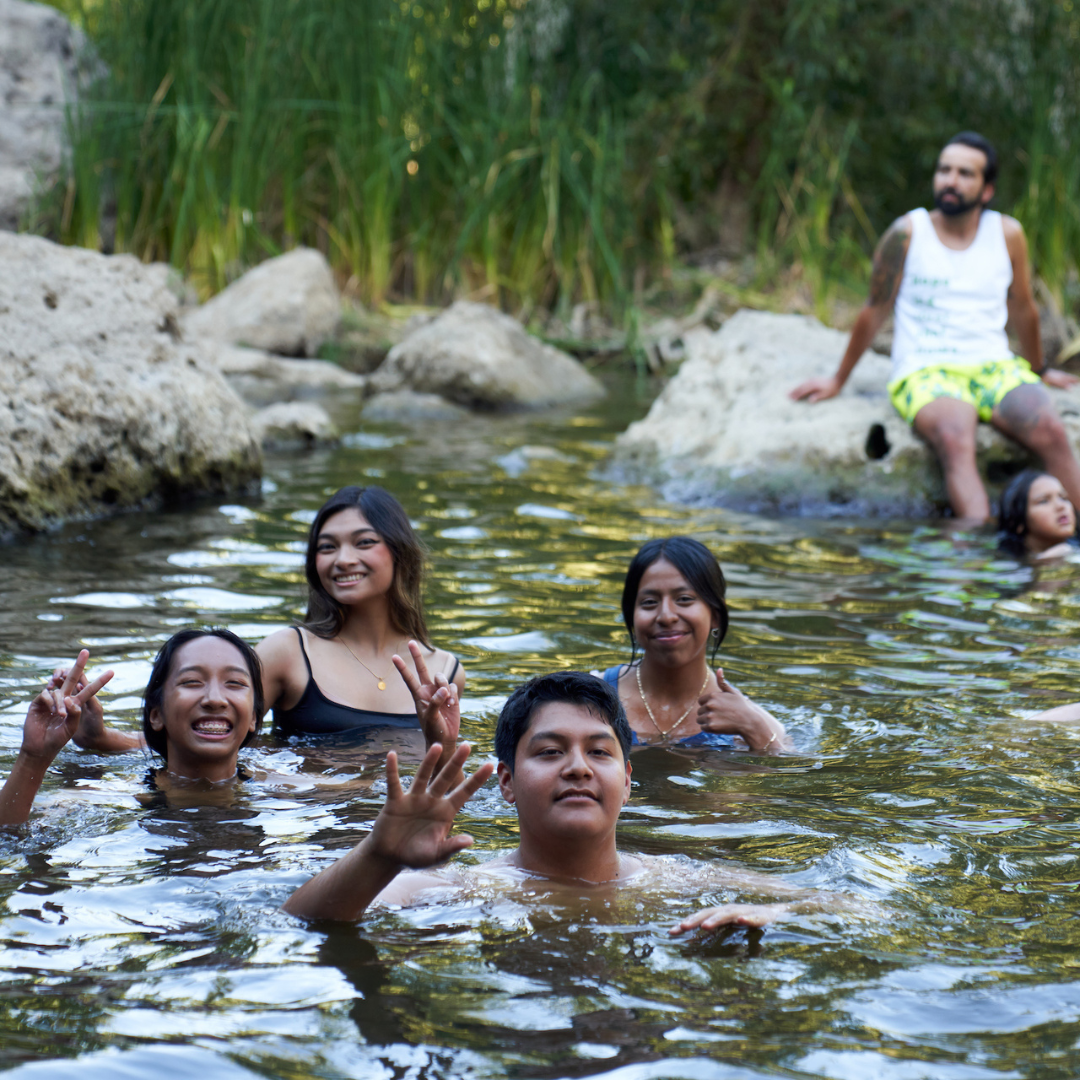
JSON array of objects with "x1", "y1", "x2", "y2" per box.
[
  {"x1": 0, "y1": 233, "x2": 261, "y2": 535},
  {"x1": 369, "y1": 300, "x2": 605, "y2": 409},
  {"x1": 0, "y1": 0, "x2": 85, "y2": 230},
  {"x1": 613, "y1": 309, "x2": 1080, "y2": 516},
  {"x1": 183, "y1": 247, "x2": 341, "y2": 357}
]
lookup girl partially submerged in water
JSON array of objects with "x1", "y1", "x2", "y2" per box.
[
  {"x1": 593, "y1": 537, "x2": 789, "y2": 752},
  {"x1": 997, "y1": 469, "x2": 1079, "y2": 561},
  {"x1": 14, "y1": 628, "x2": 456, "y2": 812}
]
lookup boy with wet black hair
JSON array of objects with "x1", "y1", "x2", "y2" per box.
[{"x1": 285, "y1": 669, "x2": 862, "y2": 931}]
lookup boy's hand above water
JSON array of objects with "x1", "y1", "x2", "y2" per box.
[
  {"x1": 669, "y1": 901, "x2": 792, "y2": 935},
  {"x1": 284, "y1": 742, "x2": 494, "y2": 922},
  {"x1": 371, "y1": 743, "x2": 493, "y2": 869}
]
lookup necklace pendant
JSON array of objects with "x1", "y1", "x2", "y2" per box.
[{"x1": 377, "y1": 680, "x2": 386, "y2": 691}]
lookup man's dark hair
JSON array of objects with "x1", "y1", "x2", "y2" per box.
[
  {"x1": 494, "y1": 672, "x2": 632, "y2": 772},
  {"x1": 944, "y1": 131, "x2": 998, "y2": 186},
  {"x1": 621, "y1": 536, "x2": 729, "y2": 666},
  {"x1": 997, "y1": 468, "x2": 1051, "y2": 557},
  {"x1": 142, "y1": 628, "x2": 264, "y2": 760}
]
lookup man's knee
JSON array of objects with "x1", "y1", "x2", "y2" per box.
[
  {"x1": 1024, "y1": 412, "x2": 1072, "y2": 456},
  {"x1": 921, "y1": 418, "x2": 977, "y2": 459}
]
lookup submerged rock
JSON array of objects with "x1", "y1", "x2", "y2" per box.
[
  {"x1": 361, "y1": 390, "x2": 469, "y2": 422},
  {"x1": 370, "y1": 300, "x2": 605, "y2": 410},
  {"x1": 212, "y1": 342, "x2": 366, "y2": 407},
  {"x1": 184, "y1": 247, "x2": 341, "y2": 357},
  {"x1": 0, "y1": 0, "x2": 86, "y2": 230},
  {"x1": 0, "y1": 233, "x2": 261, "y2": 535},
  {"x1": 251, "y1": 402, "x2": 337, "y2": 449},
  {"x1": 613, "y1": 309, "x2": 1080, "y2": 516}
]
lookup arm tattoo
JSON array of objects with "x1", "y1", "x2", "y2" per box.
[{"x1": 868, "y1": 220, "x2": 910, "y2": 307}]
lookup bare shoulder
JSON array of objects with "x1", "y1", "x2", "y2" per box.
[
  {"x1": 422, "y1": 644, "x2": 466, "y2": 687},
  {"x1": 256, "y1": 626, "x2": 302, "y2": 660},
  {"x1": 1000, "y1": 213, "x2": 1025, "y2": 239},
  {"x1": 375, "y1": 869, "x2": 460, "y2": 907}
]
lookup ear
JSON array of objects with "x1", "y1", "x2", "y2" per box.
[
  {"x1": 497, "y1": 761, "x2": 515, "y2": 804},
  {"x1": 981, "y1": 182, "x2": 995, "y2": 206},
  {"x1": 149, "y1": 707, "x2": 165, "y2": 732},
  {"x1": 622, "y1": 760, "x2": 632, "y2": 806}
]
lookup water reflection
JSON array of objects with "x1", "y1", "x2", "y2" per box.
[{"x1": 4, "y1": 376, "x2": 1080, "y2": 1076}]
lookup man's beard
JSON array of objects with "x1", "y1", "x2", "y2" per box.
[{"x1": 934, "y1": 186, "x2": 985, "y2": 216}]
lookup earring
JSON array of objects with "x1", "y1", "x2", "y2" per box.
[{"x1": 711, "y1": 628, "x2": 720, "y2": 638}]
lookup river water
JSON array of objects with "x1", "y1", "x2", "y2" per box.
[{"x1": 3, "y1": 375, "x2": 1080, "y2": 1079}]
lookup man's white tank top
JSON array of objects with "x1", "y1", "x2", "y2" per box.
[{"x1": 890, "y1": 206, "x2": 1014, "y2": 383}]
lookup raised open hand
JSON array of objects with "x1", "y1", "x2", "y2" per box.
[
  {"x1": 697, "y1": 668, "x2": 786, "y2": 753},
  {"x1": 669, "y1": 901, "x2": 792, "y2": 936},
  {"x1": 368, "y1": 742, "x2": 494, "y2": 870},
  {"x1": 23, "y1": 651, "x2": 115, "y2": 764},
  {"x1": 393, "y1": 641, "x2": 461, "y2": 754}
]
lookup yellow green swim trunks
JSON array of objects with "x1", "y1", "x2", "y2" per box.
[{"x1": 887, "y1": 358, "x2": 1042, "y2": 425}]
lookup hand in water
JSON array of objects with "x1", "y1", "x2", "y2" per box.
[
  {"x1": 789, "y1": 375, "x2": 843, "y2": 403},
  {"x1": 393, "y1": 641, "x2": 461, "y2": 754},
  {"x1": 24, "y1": 651, "x2": 114, "y2": 762},
  {"x1": 669, "y1": 901, "x2": 791, "y2": 936},
  {"x1": 696, "y1": 668, "x2": 786, "y2": 752},
  {"x1": 1042, "y1": 369, "x2": 1080, "y2": 390},
  {"x1": 368, "y1": 743, "x2": 494, "y2": 870}
]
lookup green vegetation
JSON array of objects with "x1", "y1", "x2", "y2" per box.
[{"x1": 34, "y1": 0, "x2": 1080, "y2": 320}]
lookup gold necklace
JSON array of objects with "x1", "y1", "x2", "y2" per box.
[
  {"x1": 337, "y1": 637, "x2": 399, "y2": 691},
  {"x1": 635, "y1": 664, "x2": 710, "y2": 739}
]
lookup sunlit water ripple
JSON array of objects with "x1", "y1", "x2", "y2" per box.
[{"x1": 2, "y1": 376, "x2": 1080, "y2": 1078}]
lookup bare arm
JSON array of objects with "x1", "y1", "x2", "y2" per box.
[
  {"x1": 255, "y1": 629, "x2": 304, "y2": 718},
  {"x1": 669, "y1": 866, "x2": 872, "y2": 936},
  {"x1": 0, "y1": 653, "x2": 114, "y2": 825},
  {"x1": 1004, "y1": 218, "x2": 1043, "y2": 373},
  {"x1": 283, "y1": 742, "x2": 494, "y2": 921},
  {"x1": 790, "y1": 216, "x2": 911, "y2": 402}
]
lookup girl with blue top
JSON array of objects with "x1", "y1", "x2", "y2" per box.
[{"x1": 594, "y1": 537, "x2": 788, "y2": 753}]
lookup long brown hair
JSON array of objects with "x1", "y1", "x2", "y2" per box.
[{"x1": 303, "y1": 486, "x2": 431, "y2": 645}]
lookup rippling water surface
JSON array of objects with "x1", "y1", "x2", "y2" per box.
[{"x1": 4, "y1": 376, "x2": 1080, "y2": 1079}]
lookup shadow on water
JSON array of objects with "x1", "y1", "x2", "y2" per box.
[{"x1": 6, "y1": 373, "x2": 1080, "y2": 1076}]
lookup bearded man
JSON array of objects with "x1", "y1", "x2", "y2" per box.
[{"x1": 790, "y1": 132, "x2": 1080, "y2": 523}]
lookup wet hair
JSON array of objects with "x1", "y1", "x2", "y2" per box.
[
  {"x1": 141, "y1": 628, "x2": 264, "y2": 761},
  {"x1": 943, "y1": 131, "x2": 998, "y2": 186},
  {"x1": 620, "y1": 537, "x2": 729, "y2": 666},
  {"x1": 494, "y1": 671, "x2": 632, "y2": 772},
  {"x1": 997, "y1": 468, "x2": 1073, "y2": 557},
  {"x1": 302, "y1": 485, "x2": 430, "y2": 645}
]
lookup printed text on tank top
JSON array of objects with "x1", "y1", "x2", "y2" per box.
[{"x1": 890, "y1": 207, "x2": 1014, "y2": 384}]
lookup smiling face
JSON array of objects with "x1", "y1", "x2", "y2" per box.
[
  {"x1": 497, "y1": 702, "x2": 631, "y2": 846},
  {"x1": 933, "y1": 143, "x2": 992, "y2": 217},
  {"x1": 314, "y1": 507, "x2": 395, "y2": 608},
  {"x1": 149, "y1": 637, "x2": 258, "y2": 781},
  {"x1": 633, "y1": 557, "x2": 719, "y2": 668},
  {"x1": 1025, "y1": 474, "x2": 1077, "y2": 552}
]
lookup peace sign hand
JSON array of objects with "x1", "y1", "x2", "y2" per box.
[
  {"x1": 393, "y1": 642, "x2": 461, "y2": 760},
  {"x1": 23, "y1": 650, "x2": 115, "y2": 764},
  {"x1": 368, "y1": 743, "x2": 494, "y2": 870}
]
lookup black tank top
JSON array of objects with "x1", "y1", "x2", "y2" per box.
[{"x1": 273, "y1": 627, "x2": 458, "y2": 736}]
